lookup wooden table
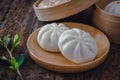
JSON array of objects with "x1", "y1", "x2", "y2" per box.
[{"x1": 0, "y1": 0, "x2": 120, "y2": 80}]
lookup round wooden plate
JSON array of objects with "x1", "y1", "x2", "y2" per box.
[{"x1": 27, "y1": 22, "x2": 110, "y2": 73}]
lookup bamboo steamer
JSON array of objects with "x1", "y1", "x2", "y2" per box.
[
  {"x1": 33, "y1": 0, "x2": 98, "y2": 21},
  {"x1": 92, "y1": 0, "x2": 120, "y2": 44}
]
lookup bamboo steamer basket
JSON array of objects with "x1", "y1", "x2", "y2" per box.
[
  {"x1": 33, "y1": 0, "x2": 98, "y2": 21},
  {"x1": 92, "y1": 0, "x2": 120, "y2": 44}
]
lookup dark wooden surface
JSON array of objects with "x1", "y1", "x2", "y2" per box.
[{"x1": 0, "y1": 0, "x2": 120, "y2": 80}]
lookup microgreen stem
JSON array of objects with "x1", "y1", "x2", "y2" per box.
[
  {"x1": 5, "y1": 46, "x2": 13, "y2": 58},
  {"x1": 17, "y1": 69, "x2": 23, "y2": 80},
  {"x1": 5, "y1": 45, "x2": 23, "y2": 80},
  {"x1": 10, "y1": 47, "x2": 14, "y2": 53}
]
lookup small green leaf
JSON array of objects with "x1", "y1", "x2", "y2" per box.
[
  {"x1": 10, "y1": 57, "x2": 16, "y2": 65},
  {"x1": 10, "y1": 57, "x2": 19, "y2": 70},
  {"x1": 9, "y1": 66, "x2": 14, "y2": 70},
  {"x1": 15, "y1": 62, "x2": 19, "y2": 69},
  {"x1": 3, "y1": 35, "x2": 7, "y2": 42},
  {"x1": 1, "y1": 56, "x2": 9, "y2": 61},
  {"x1": 10, "y1": 34, "x2": 20, "y2": 53},
  {"x1": 3, "y1": 34, "x2": 10, "y2": 42},
  {"x1": 10, "y1": 34, "x2": 21, "y2": 53},
  {"x1": 5, "y1": 37, "x2": 10, "y2": 46},
  {"x1": 0, "y1": 56, "x2": 11, "y2": 66},
  {"x1": 16, "y1": 54, "x2": 26, "y2": 67},
  {"x1": 13, "y1": 34, "x2": 20, "y2": 48},
  {"x1": 3, "y1": 34, "x2": 10, "y2": 46},
  {"x1": 0, "y1": 38, "x2": 3, "y2": 45}
]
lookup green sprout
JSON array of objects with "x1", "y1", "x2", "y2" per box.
[{"x1": 0, "y1": 34, "x2": 26, "y2": 80}]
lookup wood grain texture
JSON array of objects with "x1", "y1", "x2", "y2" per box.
[{"x1": 0, "y1": 0, "x2": 120, "y2": 80}]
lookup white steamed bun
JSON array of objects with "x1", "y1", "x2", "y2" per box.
[
  {"x1": 37, "y1": 23, "x2": 69, "y2": 52},
  {"x1": 104, "y1": 1, "x2": 120, "y2": 16},
  {"x1": 58, "y1": 28, "x2": 98, "y2": 63}
]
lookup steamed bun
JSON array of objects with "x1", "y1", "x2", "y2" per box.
[
  {"x1": 104, "y1": 1, "x2": 120, "y2": 16},
  {"x1": 37, "y1": 23, "x2": 69, "y2": 52},
  {"x1": 58, "y1": 28, "x2": 98, "y2": 63}
]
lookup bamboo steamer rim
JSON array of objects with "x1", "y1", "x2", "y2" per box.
[
  {"x1": 34, "y1": 0, "x2": 72, "y2": 10},
  {"x1": 95, "y1": 0, "x2": 120, "y2": 22},
  {"x1": 33, "y1": 0, "x2": 99, "y2": 21}
]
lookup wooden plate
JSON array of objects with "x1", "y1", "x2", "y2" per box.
[{"x1": 27, "y1": 22, "x2": 110, "y2": 73}]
